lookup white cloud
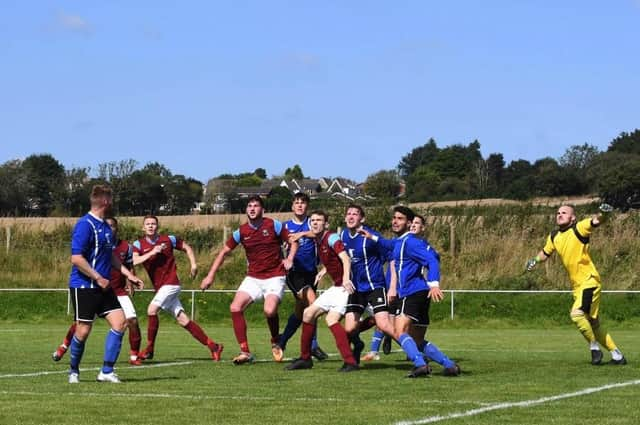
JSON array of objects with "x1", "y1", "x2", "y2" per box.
[{"x1": 56, "y1": 12, "x2": 93, "y2": 36}]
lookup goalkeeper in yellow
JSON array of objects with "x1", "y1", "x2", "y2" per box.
[{"x1": 526, "y1": 203, "x2": 626, "y2": 365}]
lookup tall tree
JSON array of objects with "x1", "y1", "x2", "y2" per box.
[
  {"x1": 22, "y1": 154, "x2": 66, "y2": 215},
  {"x1": 608, "y1": 129, "x2": 640, "y2": 155},
  {"x1": 363, "y1": 170, "x2": 402, "y2": 199},
  {"x1": 398, "y1": 138, "x2": 438, "y2": 178},
  {"x1": 284, "y1": 164, "x2": 305, "y2": 180},
  {"x1": 0, "y1": 160, "x2": 28, "y2": 215},
  {"x1": 559, "y1": 143, "x2": 600, "y2": 170}
]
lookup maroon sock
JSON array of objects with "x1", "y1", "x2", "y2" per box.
[
  {"x1": 300, "y1": 322, "x2": 316, "y2": 360},
  {"x1": 231, "y1": 311, "x2": 250, "y2": 352},
  {"x1": 266, "y1": 314, "x2": 280, "y2": 341},
  {"x1": 329, "y1": 323, "x2": 356, "y2": 365},
  {"x1": 184, "y1": 320, "x2": 210, "y2": 346},
  {"x1": 128, "y1": 323, "x2": 141, "y2": 353},
  {"x1": 63, "y1": 323, "x2": 77, "y2": 347},
  {"x1": 359, "y1": 316, "x2": 376, "y2": 333},
  {"x1": 147, "y1": 315, "x2": 159, "y2": 350}
]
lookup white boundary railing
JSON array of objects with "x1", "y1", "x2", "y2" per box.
[{"x1": 2, "y1": 288, "x2": 639, "y2": 320}]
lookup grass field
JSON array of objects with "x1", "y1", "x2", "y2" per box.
[{"x1": 0, "y1": 322, "x2": 638, "y2": 425}]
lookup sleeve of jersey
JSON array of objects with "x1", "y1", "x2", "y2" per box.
[
  {"x1": 374, "y1": 236, "x2": 396, "y2": 252},
  {"x1": 169, "y1": 235, "x2": 183, "y2": 250},
  {"x1": 132, "y1": 240, "x2": 142, "y2": 254},
  {"x1": 70, "y1": 221, "x2": 91, "y2": 255},
  {"x1": 410, "y1": 239, "x2": 441, "y2": 286},
  {"x1": 125, "y1": 244, "x2": 134, "y2": 266},
  {"x1": 226, "y1": 230, "x2": 241, "y2": 249},
  {"x1": 328, "y1": 234, "x2": 345, "y2": 254},
  {"x1": 275, "y1": 220, "x2": 290, "y2": 240},
  {"x1": 542, "y1": 235, "x2": 555, "y2": 257},
  {"x1": 576, "y1": 218, "x2": 593, "y2": 238}
]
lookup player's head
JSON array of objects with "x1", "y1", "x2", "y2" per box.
[
  {"x1": 246, "y1": 195, "x2": 264, "y2": 220},
  {"x1": 142, "y1": 215, "x2": 159, "y2": 237},
  {"x1": 392, "y1": 205, "x2": 415, "y2": 235},
  {"x1": 410, "y1": 214, "x2": 426, "y2": 235},
  {"x1": 344, "y1": 204, "x2": 365, "y2": 230},
  {"x1": 291, "y1": 193, "x2": 310, "y2": 217},
  {"x1": 105, "y1": 216, "x2": 118, "y2": 237},
  {"x1": 556, "y1": 204, "x2": 576, "y2": 229},
  {"x1": 90, "y1": 185, "x2": 113, "y2": 215},
  {"x1": 309, "y1": 210, "x2": 328, "y2": 236}
]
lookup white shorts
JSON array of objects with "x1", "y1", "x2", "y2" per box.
[
  {"x1": 313, "y1": 286, "x2": 349, "y2": 315},
  {"x1": 238, "y1": 276, "x2": 286, "y2": 302},
  {"x1": 117, "y1": 295, "x2": 137, "y2": 320},
  {"x1": 150, "y1": 285, "x2": 184, "y2": 318}
]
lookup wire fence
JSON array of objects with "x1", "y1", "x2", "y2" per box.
[{"x1": 3, "y1": 288, "x2": 640, "y2": 320}]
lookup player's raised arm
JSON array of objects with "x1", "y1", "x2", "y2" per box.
[
  {"x1": 132, "y1": 243, "x2": 163, "y2": 266},
  {"x1": 337, "y1": 250, "x2": 355, "y2": 294},
  {"x1": 179, "y1": 241, "x2": 198, "y2": 278},
  {"x1": 526, "y1": 250, "x2": 549, "y2": 272},
  {"x1": 200, "y1": 244, "x2": 233, "y2": 291}
]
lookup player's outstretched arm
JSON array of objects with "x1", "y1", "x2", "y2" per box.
[
  {"x1": 526, "y1": 251, "x2": 549, "y2": 271},
  {"x1": 180, "y1": 241, "x2": 198, "y2": 278},
  {"x1": 592, "y1": 203, "x2": 613, "y2": 226},
  {"x1": 200, "y1": 245, "x2": 233, "y2": 291}
]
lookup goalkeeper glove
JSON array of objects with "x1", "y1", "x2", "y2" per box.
[
  {"x1": 599, "y1": 203, "x2": 613, "y2": 214},
  {"x1": 526, "y1": 255, "x2": 541, "y2": 272}
]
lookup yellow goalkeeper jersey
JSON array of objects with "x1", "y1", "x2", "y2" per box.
[{"x1": 543, "y1": 218, "x2": 601, "y2": 288}]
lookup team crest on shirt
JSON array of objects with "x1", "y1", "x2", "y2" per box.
[{"x1": 262, "y1": 229, "x2": 269, "y2": 237}]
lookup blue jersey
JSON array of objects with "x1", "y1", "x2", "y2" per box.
[
  {"x1": 68, "y1": 213, "x2": 114, "y2": 289},
  {"x1": 285, "y1": 217, "x2": 317, "y2": 273},
  {"x1": 340, "y1": 225, "x2": 388, "y2": 291},
  {"x1": 392, "y1": 233, "x2": 440, "y2": 298}
]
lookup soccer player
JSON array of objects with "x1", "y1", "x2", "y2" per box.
[
  {"x1": 133, "y1": 215, "x2": 223, "y2": 362},
  {"x1": 66, "y1": 185, "x2": 144, "y2": 384},
  {"x1": 340, "y1": 204, "x2": 396, "y2": 364},
  {"x1": 363, "y1": 206, "x2": 460, "y2": 377},
  {"x1": 105, "y1": 217, "x2": 144, "y2": 365},
  {"x1": 526, "y1": 203, "x2": 626, "y2": 365},
  {"x1": 52, "y1": 217, "x2": 144, "y2": 365},
  {"x1": 285, "y1": 210, "x2": 359, "y2": 372},
  {"x1": 200, "y1": 196, "x2": 298, "y2": 365},
  {"x1": 272, "y1": 193, "x2": 328, "y2": 362}
]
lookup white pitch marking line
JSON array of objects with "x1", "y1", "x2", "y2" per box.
[
  {"x1": 0, "y1": 390, "x2": 490, "y2": 406},
  {"x1": 0, "y1": 361, "x2": 194, "y2": 379},
  {"x1": 394, "y1": 379, "x2": 640, "y2": 425}
]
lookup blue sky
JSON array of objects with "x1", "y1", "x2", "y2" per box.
[{"x1": 2, "y1": 1, "x2": 639, "y2": 183}]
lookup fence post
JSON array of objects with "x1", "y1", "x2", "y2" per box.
[
  {"x1": 191, "y1": 290, "x2": 195, "y2": 320},
  {"x1": 223, "y1": 226, "x2": 229, "y2": 243},
  {"x1": 450, "y1": 290, "x2": 455, "y2": 320},
  {"x1": 5, "y1": 226, "x2": 10, "y2": 254},
  {"x1": 449, "y1": 222, "x2": 456, "y2": 257}
]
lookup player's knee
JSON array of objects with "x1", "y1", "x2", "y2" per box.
[
  {"x1": 590, "y1": 317, "x2": 600, "y2": 329},
  {"x1": 570, "y1": 309, "x2": 585, "y2": 322}
]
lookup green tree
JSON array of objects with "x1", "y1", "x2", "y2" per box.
[
  {"x1": 22, "y1": 154, "x2": 66, "y2": 216},
  {"x1": 398, "y1": 138, "x2": 438, "y2": 178},
  {"x1": 254, "y1": 168, "x2": 267, "y2": 179},
  {"x1": 64, "y1": 167, "x2": 91, "y2": 216},
  {"x1": 363, "y1": 170, "x2": 401, "y2": 199},
  {"x1": 165, "y1": 175, "x2": 204, "y2": 214},
  {"x1": 588, "y1": 151, "x2": 640, "y2": 209},
  {"x1": 0, "y1": 159, "x2": 28, "y2": 215},
  {"x1": 406, "y1": 166, "x2": 441, "y2": 201},
  {"x1": 265, "y1": 186, "x2": 292, "y2": 212},
  {"x1": 608, "y1": 129, "x2": 640, "y2": 155},
  {"x1": 284, "y1": 164, "x2": 305, "y2": 180},
  {"x1": 559, "y1": 143, "x2": 600, "y2": 170}
]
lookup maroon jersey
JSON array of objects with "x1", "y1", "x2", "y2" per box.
[
  {"x1": 317, "y1": 232, "x2": 346, "y2": 286},
  {"x1": 133, "y1": 234, "x2": 184, "y2": 291},
  {"x1": 227, "y1": 217, "x2": 290, "y2": 279},
  {"x1": 110, "y1": 239, "x2": 133, "y2": 296}
]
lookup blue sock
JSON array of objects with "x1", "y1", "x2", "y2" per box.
[
  {"x1": 370, "y1": 329, "x2": 384, "y2": 352},
  {"x1": 311, "y1": 326, "x2": 319, "y2": 351},
  {"x1": 279, "y1": 314, "x2": 302, "y2": 351},
  {"x1": 423, "y1": 341, "x2": 455, "y2": 368},
  {"x1": 102, "y1": 328, "x2": 124, "y2": 373},
  {"x1": 399, "y1": 333, "x2": 426, "y2": 367},
  {"x1": 69, "y1": 335, "x2": 85, "y2": 373}
]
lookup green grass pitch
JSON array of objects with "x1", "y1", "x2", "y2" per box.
[{"x1": 0, "y1": 323, "x2": 638, "y2": 425}]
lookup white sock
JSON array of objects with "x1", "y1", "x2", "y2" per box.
[
  {"x1": 589, "y1": 341, "x2": 600, "y2": 351},
  {"x1": 611, "y1": 348, "x2": 623, "y2": 361}
]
